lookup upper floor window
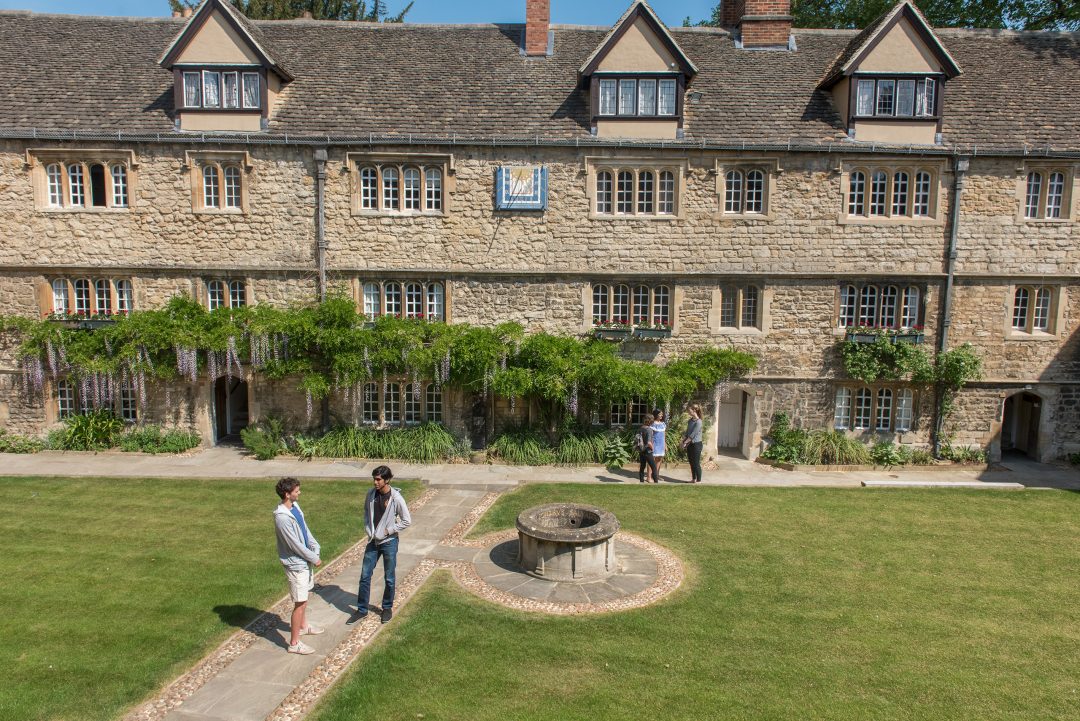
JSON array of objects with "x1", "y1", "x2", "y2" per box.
[
  {"x1": 207, "y1": 280, "x2": 247, "y2": 310},
  {"x1": 362, "y1": 280, "x2": 445, "y2": 321},
  {"x1": 724, "y1": 169, "x2": 767, "y2": 215},
  {"x1": 596, "y1": 76, "x2": 678, "y2": 118},
  {"x1": 854, "y1": 77, "x2": 937, "y2": 118},
  {"x1": 42, "y1": 160, "x2": 130, "y2": 210},
  {"x1": 50, "y1": 277, "x2": 133, "y2": 317},
  {"x1": 200, "y1": 163, "x2": 243, "y2": 210},
  {"x1": 353, "y1": 159, "x2": 446, "y2": 215},
  {"x1": 719, "y1": 285, "x2": 762, "y2": 330},
  {"x1": 838, "y1": 283, "x2": 921, "y2": 329},
  {"x1": 1022, "y1": 168, "x2": 1072, "y2": 220},
  {"x1": 182, "y1": 70, "x2": 261, "y2": 110},
  {"x1": 1010, "y1": 285, "x2": 1058, "y2": 335},
  {"x1": 592, "y1": 163, "x2": 680, "y2": 218},
  {"x1": 845, "y1": 166, "x2": 937, "y2": 220},
  {"x1": 591, "y1": 283, "x2": 670, "y2": 326}
]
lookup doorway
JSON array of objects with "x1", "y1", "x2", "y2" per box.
[
  {"x1": 717, "y1": 390, "x2": 747, "y2": 452},
  {"x1": 213, "y1": 376, "x2": 249, "y2": 442},
  {"x1": 1001, "y1": 392, "x2": 1041, "y2": 457}
]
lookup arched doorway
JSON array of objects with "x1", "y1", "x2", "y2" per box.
[
  {"x1": 1001, "y1": 392, "x2": 1041, "y2": 458},
  {"x1": 716, "y1": 389, "x2": 748, "y2": 455},
  {"x1": 213, "y1": 376, "x2": 249, "y2": 443}
]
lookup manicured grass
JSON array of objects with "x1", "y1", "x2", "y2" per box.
[
  {"x1": 2, "y1": 476, "x2": 421, "y2": 721},
  {"x1": 312, "y1": 485, "x2": 1080, "y2": 721}
]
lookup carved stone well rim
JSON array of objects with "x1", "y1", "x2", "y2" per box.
[{"x1": 514, "y1": 503, "x2": 620, "y2": 544}]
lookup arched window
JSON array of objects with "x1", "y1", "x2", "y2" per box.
[
  {"x1": 404, "y1": 282, "x2": 424, "y2": 318},
  {"x1": 880, "y1": 285, "x2": 898, "y2": 328},
  {"x1": 384, "y1": 282, "x2": 402, "y2": 317},
  {"x1": 94, "y1": 279, "x2": 112, "y2": 315},
  {"x1": 362, "y1": 383, "x2": 379, "y2": 424},
  {"x1": 425, "y1": 168, "x2": 442, "y2": 211},
  {"x1": 839, "y1": 285, "x2": 857, "y2": 327},
  {"x1": 853, "y1": 388, "x2": 872, "y2": 429},
  {"x1": 848, "y1": 171, "x2": 865, "y2": 215},
  {"x1": 115, "y1": 280, "x2": 133, "y2": 314},
  {"x1": 745, "y1": 170, "x2": 764, "y2": 213},
  {"x1": 1024, "y1": 172, "x2": 1042, "y2": 219},
  {"x1": 891, "y1": 172, "x2": 909, "y2": 215},
  {"x1": 616, "y1": 171, "x2": 633, "y2": 214},
  {"x1": 869, "y1": 171, "x2": 887, "y2": 216},
  {"x1": 68, "y1": 164, "x2": 85, "y2": 206},
  {"x1": 913, "y1": 171, "x2": 932, "y2": 216},
  {"x1": 724, "y1": 170, "x2": 743, "y2": 213},
  {"x1": 207, "y1": 280, "x2": 227, "y2": 310},
  {"x1": 875, "y1": 388, "x2": 893, "y2": 431},
  {"x1": 901, "y1": 287, "x2": 920, "y2": 328},
  {"x1": 73, "y1": 279, "x2": 91, "y2": 315},
  {"x1": 653, "y1": 286, "x2": 670, "y2": 325},
  {"x1": 57, "y1": 379, "x2": 76, "y2": 419},
  {"x1": 111, "y1": 165, "x2": 128, "y2": 207},
  {"x1": 382, "y1": 167, "x2": 399, "y2": 210},
  {"x1": 592, "y1": 284, "x2": 609, "y2": 324},
  {"x1": 858, "y1": 285, "x2": 878, "y2": 327},
  {"x1": 741, "y1": 285, "x2": 760, "y2": 328},
  {"x1": 359, "y1": 166, "x2": 378, "y2": 210},
  {"x1": 1011, "y1": 287, "x2": 1029, "y2": 329},
  {"x1": 223, "y1": 166, "x2": 242, "y2": 208},
  {"x1": 402, "y1": 167, "x2": 421, "y2": 211},
  {"x1": 229, "y1": 280, "x2": 246, "y2": 308},
  {"x1": 632, "y1": 285, "x2": 650, "y2": 325},
  {"x1": 657, "y1": 171, "x2": 675, "y2": 214},
  {"x1": 203, "y1": 165, "x2": 220, "y2": 208},
  {"x1": 88, "y1": 163, "x2": 107, "y2": 207},
  {"x1": 426, "y1": 384, "x2": 442, "y2": 423},
  {"x1": 596, "y1": 171, "x2": 612, "y2": 214},
  {"x1": 895, "y1": 389, "x2": 914, "y2": 432},
  {"x1": 51, "y1": 279, "x2": 69, "y2": 315},
  {"x1": 637, "y1": 170, "x2": 654, "y2": 214},
  {"x1": 46, "y1": 164, "x2": 64, "y2": 207},
  {"x1": 1033, "y1": 287, "x2": 1052, "y2": 331},
  {"x1": 363, "y1": 282, "x2": 381, "y2": 319},
  {"x1": 426, "y1": 282, "x2": 444, "y2": 321},
  {"x1": 834, "y1": 388, "x2": 852, "y2": 429},
  {"x1": 384, "y1": 382, "x2": 400, "y2": 423},
  {"x1": 403, "y1": 384, "x2": 421, "y2": 424},
  {"x1": 612, "y1": 284, "x2": 630, "y2": 325},
  {"x1": 1046, "y1": 172, "x2": 1065, "y2": 218}
]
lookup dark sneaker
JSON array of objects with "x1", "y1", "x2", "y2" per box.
[
  {"x1": 380, "y1": 608, "x2": 393, "y2": 624},
  {"x1": 345, "y1": 609, "x2": 368, "y2": 625}
]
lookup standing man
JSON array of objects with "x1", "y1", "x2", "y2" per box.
[
  {"x1": 637, "y1": 413, "x2": 658, "y2": 483},
  {"x1": 348, "y1": 465, "x2": 411, "y2": 624},
  {"x1": 273, "y1": 477, "x2": 324, "y2": 655}
]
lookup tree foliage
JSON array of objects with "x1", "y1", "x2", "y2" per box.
[
  {"x1": 168, "y1": 0, "x2": 414, "y2": 22},
  {"x1": 689, "y1": 0, "x2": 1077, "y2": 31}
]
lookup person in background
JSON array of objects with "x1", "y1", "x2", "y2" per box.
[
  {"x1": 637, "y1": 413, "x2": 658, "y2": 484},
  {"x1": 649, "y1": 408, "x2": 667, "y2": 483},
  {"x1": 682, "y1": 404, "x2": 704, "y2": 483},
  {"x1": 273, "y1": 477, "x2": 324, "y2": 655}
]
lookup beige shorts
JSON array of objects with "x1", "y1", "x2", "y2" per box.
[{"x1": 285, "y1": 565, "x2": 314, "y2": 603}]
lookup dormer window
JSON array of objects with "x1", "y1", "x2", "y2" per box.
[
  {"x1": 181, "y1": 70, "x2": 261, "y2": 110},
  {"x1": 854, "y1": 76, "x2": 937, "y2": 118},
  {"x1": 596, "y1": 76, "x2": 678, "y2": 118}
]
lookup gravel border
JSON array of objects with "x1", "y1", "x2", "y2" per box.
[{"x1": 120, "y1": 488, "x2": 440, "y2": 721}]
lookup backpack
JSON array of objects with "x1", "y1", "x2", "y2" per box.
[{"x1": 633, "y1": 428, "x2": 648, "y2": 452}]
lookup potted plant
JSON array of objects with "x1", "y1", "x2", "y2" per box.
[
  {"x1": 844, "y1": 325, "x2": 879, "y2": 343},
  {"x1": 894, "y1": 326, "x2": 925, "y2": 344},
  {"x1": 592, "y1": 319, "x2": 632, "y2": 341},
  {"x1": 632, "y1": 319, "x2": 673, "y2": 341},
  {"x1": 46, "y1": 310, "x2": 117, "y2": 330}
]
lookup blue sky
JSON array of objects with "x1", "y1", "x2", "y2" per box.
[{"x1": 0, "y1": 0, "x2": 719, "y2": 26}]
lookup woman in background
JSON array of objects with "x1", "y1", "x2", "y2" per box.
[
  {"x1": 682, "y1": 404, "x2": 704, "y2": 483},
  {"x1": 649, "y1": 408, "x2": 667, "y2": 483}
]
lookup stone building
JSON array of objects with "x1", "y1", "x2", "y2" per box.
[{"x1": 0, "y1": 0, "x2": 1076, "y2": 461}]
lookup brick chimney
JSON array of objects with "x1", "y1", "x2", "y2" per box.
[
  {"x1": 727, "y1": 0, "x2": 792, "y2": 48},
  {"x1": 524, "y1": 0, "x2": 550, "y2": 56}
]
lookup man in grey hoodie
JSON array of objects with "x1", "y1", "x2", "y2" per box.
[
  {"x1": 348, "y1": 465, "x2": 411, "y2": 625},
  {"x1": 274, "y1": 477, "x2": 324, "y2": 655}
]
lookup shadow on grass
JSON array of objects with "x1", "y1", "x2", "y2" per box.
[{"x1": 213, "y1": 604, "x2": 266, "y2": 628}]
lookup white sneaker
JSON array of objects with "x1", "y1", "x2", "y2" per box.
[
  {"x1": 303, "y1": 625, "x2": 325, "y2": 636},
  {"x1": 287, "y1": 641, "x2": 315, "y2": 655}
]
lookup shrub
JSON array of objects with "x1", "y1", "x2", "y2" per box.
[
  {"x1": 940, "y1": 444, "x2": 987, "y2": 464},
  {"x1": 761, "y1": 413, "x2": 809, "y2": 464},
  {"x1": 870, "y1": 440, "x2": 906, "y2": 467},
  {"x1": 395, "y1": 423, "x2": 457, "y2": 463},
  {"x1": 58, "y1": 410, "x2": 125, "y2": 451},
  {"x1": 554, "y1": 429, "x2": 607, "y2": 466},
  {"x1": 0, "y1": 428, "x2": 44, "y2": 454},
  {"x1": 241, "y1": 417, "x2": 287, "y2": 460},
  {"x1": 299, "y1": 423, "x2": 457, "y2": 462},
  {"x1": 601, "y1": 432, "x2": 632, "y2": 469},
  {"x1": 489, "y1": 426, "x2": 556, "y2": 466},
  {"x1": 910, "y1": 449, "x2": 936, "y2": 465},
  {"x1": 1070, "y1": 452, "x2": 1080, "y2": 466},
  {"x1": 804, "y1": 430, "x2": 872, "y2": 466},
  {"x1": 118, "y1": 426, "x2": 201, "y2": 454}
]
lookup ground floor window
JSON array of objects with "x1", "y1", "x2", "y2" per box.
[
  {"x1": 56, "y1": 378, "x2": 137, "y2": 422},
  {"x1": 834, "y1": 385, "x2": 915, "y2": 432},
  {"x1": 359, "y1": 381, "x2": 442, "y2": 426}
]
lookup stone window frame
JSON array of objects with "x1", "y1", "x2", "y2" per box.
[
  {"x1": 27, "y1": 148, "x2": 137, "y2": 212},
  {"x1": 44, "y1": 276, "x2": 134, "y2": 318},
  {"x1": 838, "y1": 159, "x2": 945, "y2": 225},
  {"x1": 348, "y1": 152, "x2": 454, "y2": 217},
  {"x1": 585, "y1": 157, "x2": 687, "y2": 220},
  {"x1": 709, "y1": 283, "x2": 771, "y2": 335},
  {"x1": 185, "y1": 151, "x2": 252, "y2": 214},
  {"x1": 833, "y1": 383, "x2": 919, "y2": 433},
  {"x1": 714, "y1": 157, "x2": 781, "y2": 221},
  {"x1": 354, "y1": 279, "x2": 448, "y2": 322},
  {"x1": 834, "y1": 281, "x2": 925, "y2": 331},
  {"x1": 204, "y1": 278, "x2": 251, "y2": 310},
  {"x1": 1004, "y1": 283, "x2": 1065, "y2": 341},
  {"x1": 53, "y1": 377, "x2": 139, "y2": 424},
  {"x1": 591, "y1": 395, "x2": 651, "y2": 429},
  {"x1": 585, "y1": 282, "x2": 678, "y2": 331},
  {"x1": 1015, "y1": 162, "x2": 1077, "y2": 223},
  {"x1": 355, "y1": 380, "x2": 443, "y2": 427}
]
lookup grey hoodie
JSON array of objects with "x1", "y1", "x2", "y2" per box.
[
  {"x1": 274, "y1": 502, "x2": 321, "y2": 571},
  {"x1": 364, "y1": 486, "x2": 411, "y2": 545}
]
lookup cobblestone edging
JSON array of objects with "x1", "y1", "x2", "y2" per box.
[
  {"x1": 439, "y1": 491, "x2": 504, "y2": 547},
  {"x1": 120, "y1": 488, "x2": 440, "y2": 721}
]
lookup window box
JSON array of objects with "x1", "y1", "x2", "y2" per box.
[
  {"x1": 845, "y1": 330, "x2": 879, "y2": 343},
  {"x1": 593, "y1": 327, "x2": 632, "y2": 342},
  {"x1": 633, "y1": 326, "x2": 672, "y2": 341},
  {"x1": 894, "y1": 331, "x2": 924, "y2": 345},
  {"x1": 50, "y1": 318, "x2": 116, "y2": 330}
]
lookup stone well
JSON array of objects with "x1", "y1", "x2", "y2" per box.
[{"x1": 515, "y1": 503, "x2": 619, "y2": 582}]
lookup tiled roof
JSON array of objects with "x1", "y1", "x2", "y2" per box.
[{"x1": 0, "y1": 11, "x2": 1076, "y2": 151}]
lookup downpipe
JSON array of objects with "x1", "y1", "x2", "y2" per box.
[
  {"x1": 314, "y1": 148, "x2": 330, "y2": 430},
  {"x1": 933, "y1": 156, "x2": 968, "y2": 456}
]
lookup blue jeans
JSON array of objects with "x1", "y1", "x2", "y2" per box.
[{"x1": 357, "y1": 535, "x2": 398, "y2": 612}]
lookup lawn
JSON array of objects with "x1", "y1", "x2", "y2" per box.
[
  {"x1": 312, "y1": 485, "x2": 1080, "y2": 721},
  {"x1": 2, "y1": 476, "x2": 421, "y2": 721}
]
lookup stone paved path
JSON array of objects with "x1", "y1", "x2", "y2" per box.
[{"x1": 156, "y1": 487, "x2": 489, "y2": 721}]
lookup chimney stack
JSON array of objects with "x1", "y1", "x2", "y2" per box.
[
  {"x1": 181, "y1": 6, "x2": 193, "y2": 18},
  {"x1": 524, "y1": 0, "x2": 550, "y2": 56},
  {"x1": 722, "y1": 0, "x2": 792, "y2": 48},
  {"x1": 171, "y1": 10, "x2": 181, "y2": 17}
]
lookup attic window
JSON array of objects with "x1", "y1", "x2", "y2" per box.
[
  {"x1": 182, "y1": 70, "x2": 261, "y2": 110},
  {"x1": 596, "y1": 76, "x2": 678, "y2": 118},
  {"x1": 854, "y1": 77, "x2": 936, "y2": 118}
]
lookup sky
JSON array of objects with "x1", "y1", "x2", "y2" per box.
[{"x1": 0, "y1": 0, "x2": 720, "y2": 26}]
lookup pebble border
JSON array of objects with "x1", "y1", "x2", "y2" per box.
[{"x1": 120, "y1": 488, "x2": 440, "y2": 721}]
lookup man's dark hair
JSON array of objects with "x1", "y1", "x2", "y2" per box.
[
  {"x1": 276, "y1": 477, "x2": 300, "y2": 500},
  {"x1": 372, "y1": 465, "x2": 393, "y2": 482}
]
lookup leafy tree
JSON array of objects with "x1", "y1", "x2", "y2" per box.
[
  {"x1": 687, "y1": 0, "x2": 1077, "y2": 31},
  {"x1": 168, "y1": 0, "x2": 414, "y2": 22}
]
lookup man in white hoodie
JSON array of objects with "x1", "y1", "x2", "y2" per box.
[
  {"x1": 273, "y1": 477, "x2": 324, "y2": 655},
  {"x1": 347, "y1": 465, "x2": 411, "y2": 625}
]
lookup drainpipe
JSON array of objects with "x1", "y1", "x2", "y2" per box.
[
  {"x1": 933, "y1": 156, "x2": 968, "y2": 455},
  {"x1": 314, "y1": 148, "x2": 330, "y2": 430}
]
